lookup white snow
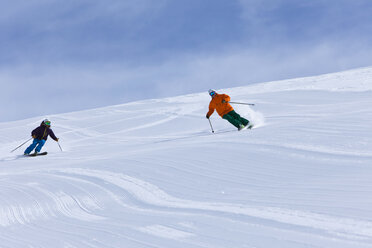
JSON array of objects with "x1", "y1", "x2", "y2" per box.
[{"x1": 1, "y1": 67, "x2": 372, "y2": 248}]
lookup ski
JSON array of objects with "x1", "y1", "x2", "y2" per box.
[
  {"x1": 26, "y1": 152, "x2": 48, "y2": 157},
  {"x1": 238, "y1": 123, "x2": 254, "y2": 131}
]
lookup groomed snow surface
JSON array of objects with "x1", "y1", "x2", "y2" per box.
[{"x1": 1, "y1": 67, "x2": 372, "y2": 248}]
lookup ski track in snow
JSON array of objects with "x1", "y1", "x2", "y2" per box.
[
  {"x1": 55, "y1": 168, "x2": 372, "y2": 238},
  {"x1": 1, "y1": 67, "x2": 372, "y2": 248},
  {"x1": 1, "y1": 166, "x2": 372, "y2": 247}
]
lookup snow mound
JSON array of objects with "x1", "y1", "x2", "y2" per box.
[{"x1": 0, "y1": 67, "x2": 372, "y2": 248}]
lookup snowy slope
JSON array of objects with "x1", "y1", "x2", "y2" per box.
[{"x1": 1, "y1": 67, "x2": 372, "y2": 248}]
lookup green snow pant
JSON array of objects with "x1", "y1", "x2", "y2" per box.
[{"x1": 222, "y1": 110, "x2": 249, "y2": 128}]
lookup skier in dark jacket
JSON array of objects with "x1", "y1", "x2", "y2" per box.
[{"x1": 24, "y1": 119, "x2": 59, "y2": 155}]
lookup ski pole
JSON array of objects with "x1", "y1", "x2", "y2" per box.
[
  {"x1": 208, "y1": 118, "x2": 215, "y2": 133},
  {"x1": 229, "y1": 101, "x2": 255, "y2": 106},
  {"x1": 57, "y1": 141, "x2": 63, "y2": 152},
  {"x1": 10, "y1": 137, "x2": 33, "y2": 153}
]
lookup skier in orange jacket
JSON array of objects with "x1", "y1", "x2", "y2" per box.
[{"x1": 206, "y1": 89, "x2": 252, "y2": 130}]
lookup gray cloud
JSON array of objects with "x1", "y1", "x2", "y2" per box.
[
  {"x1": 3, "y1": 39, "x2": 371, "y2": 121},
  {"x1": 1, "y1": 0, "x2": 372, "y2": 122}
]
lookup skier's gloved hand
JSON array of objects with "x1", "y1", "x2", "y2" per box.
[
  {"x1": 32, "y1": 135, "x2": 36, "y2": 139},
  {"x1": 56, "y1": 138, "x2": 59, "y2": 142},
  {"x1": 206, "y1": 114, "x2": 210, "y2": 119}
]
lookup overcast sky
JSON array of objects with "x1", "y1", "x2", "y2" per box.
[{"x1": 1, "y1": 0, "x2": 372, "y2": 122}]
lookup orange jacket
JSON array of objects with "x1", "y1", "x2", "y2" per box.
[{"x1": 207, "y1": 93, "x2": 234, "y2": 117}]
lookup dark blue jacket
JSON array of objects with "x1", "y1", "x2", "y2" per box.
[{"x1": 31, "y1": 122, "x2": 58, "y2": 141}]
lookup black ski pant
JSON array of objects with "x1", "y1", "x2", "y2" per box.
[{"x1": 222, "y1": 110, "x2": 249, "y2": 128}]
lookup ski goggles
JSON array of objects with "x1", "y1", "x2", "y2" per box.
[
  {"x1": 209, "y1": 91, "x2": 216, "y2": 96},
  {"x1": 44, "y1": 121, "x2": 51, "y2": 126}
]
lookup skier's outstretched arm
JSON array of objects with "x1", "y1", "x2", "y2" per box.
[{"x1": 49, "y1": 130, "x2": 59, "y2": 142}]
